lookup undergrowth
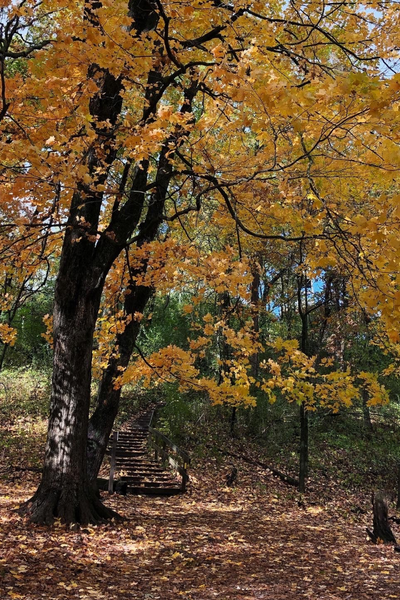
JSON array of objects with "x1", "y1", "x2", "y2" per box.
[{"x1": 1, "y1": 369, "x2": 400, "y2": 503}]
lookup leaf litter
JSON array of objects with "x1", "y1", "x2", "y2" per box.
[{"x1": 1, "y1": 456, "x2": 400, "y2": 600}]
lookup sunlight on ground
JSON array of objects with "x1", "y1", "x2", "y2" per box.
[
  {"x1": 1, "y1": 403, "x2": 400, "y2": 600},
  {"x1": 1, "y1": 472, "x2": 400, "y2": 599}
]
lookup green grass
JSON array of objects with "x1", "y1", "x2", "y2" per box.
[{"x1": 0, "y1": 368, "x2": 50, "y2": 469}]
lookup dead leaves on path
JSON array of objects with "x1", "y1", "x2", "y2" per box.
[{"x1": 1, "y1": 463, "x2": 400, "y2": 600}]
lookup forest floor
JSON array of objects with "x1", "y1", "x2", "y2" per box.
[
  {"x1": 1, "y1": 444, "x2": 400, "y2": 600},
  {"x1": 1, "y1": 373, "x2": 400, "y2": 600}
]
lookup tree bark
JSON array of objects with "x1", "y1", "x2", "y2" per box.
[
  {"x1": 87, "y1": 282, "x2": 153, "y2": 483},
  {"x1": 87, "y1": 79, "x2": 199, "y2": 482},
  {"x1": 299, "y1": 401, "x2": 308, "y2": 493},
  {"x1": 24, "y1": 231, "x2": 120, "y2": 524},
  {"x1": 367, "y1": 491, "x2": 397, "y2": 544}
]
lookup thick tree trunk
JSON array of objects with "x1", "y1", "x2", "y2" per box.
[
  {"x1": 20, "y1": 0, "x2": 196, "y2": 525},
  {"x1": 21, "y1": 56, "x2": 124, "y2": 523},
  {"x1": 23, "y1": 245, "x2": 119, "y2": 524}
]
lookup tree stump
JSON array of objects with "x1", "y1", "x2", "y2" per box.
[
  {"x1": 226, "y1": 466, "x2": 238, "y2": 487},
  {"x1": 366, "y1": 491, "x2": 397, "y2": 544}
]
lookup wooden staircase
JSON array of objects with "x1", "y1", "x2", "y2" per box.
[{"x1": 106, "y1": 408, "x2": 189, "y2": 496}]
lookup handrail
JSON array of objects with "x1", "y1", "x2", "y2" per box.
[
  {"x1": 108, "y1": 431, "x2": 118, "y2": 494},
  {"x1": 147, "y1": 426, "x2": 190, "y2": 492},
  {"x1": 147, "y1": 408, "x2": 156, "y2": 429},
  {"x1": 148, "y1": 427, "x2": 191, "y2": 463},
  {"x1": 107, "y1": 405, "x2": 190, "y2": 494}
]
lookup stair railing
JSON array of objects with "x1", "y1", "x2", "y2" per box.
[
  {"x1": 107, "y1": 406, "x2": 190, "y2": 494},
  {"x1": 108, "y1": 407, "x2": 158, "y2": 493},
  {"x1": 147, "y1": 426, "x2": 190, "y2": 492},
  {"x1": 108, "y1": 431, "x2": 119, "y2": 493}
]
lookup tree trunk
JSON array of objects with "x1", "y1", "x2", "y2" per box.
[
  {"x1": 18, "y1": 0, "x2": 198, "y2": 525},
  {"x1": 230, "y1": 406, "x2": 237, "y2": 437},
  {"x1": 367, "y1": 491, "x2": 397, "y2": 544},
  {"x1": 250, "y1": 263, "x2": 260, "y2": 380},
  {"x1": 362, "y1": 387, "x2": 373, "y2": 434},
  {"x1": 297, "y1": 265, "x2": 309, "y2": 494},
  {"x1": 217, "y1": 291, "x2": 231, "y2": 385},
  {"x1": 21, "y1": 55, "x2": 125, "y2": 523},
  {"x1": 299, "y1": 401, "x2": 308, "y2": 493},
  {"x1": 87, "y1": 282, "x2": 153, "y2": 483},
  {"x1": 86, "y1": 78, "x2": 198, "y2": 484},
  {"x1": 0, "y1": 342, "x2": 8, "y2": 371},
  {"x1": 23, "y1": 241, "x2": 119, "y2": 524}
]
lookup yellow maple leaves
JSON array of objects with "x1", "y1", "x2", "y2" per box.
[
  {"x1": 1, "y1": 0, "x2": 400, "y2": 418},
  {"x1": 0, "y1": 323, "x2": 16, "y2": 347},
  {"x1": 260, "y1": 337, "x2": 389, "y2": 413}
]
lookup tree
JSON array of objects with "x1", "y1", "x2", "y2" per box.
[{"x1": 1, "y1": 0, "x2": 400, "y2": 523}]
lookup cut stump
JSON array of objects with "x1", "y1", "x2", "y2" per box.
[{"x1": 366, "y1": 491, "x2": 397, "y2": 545}]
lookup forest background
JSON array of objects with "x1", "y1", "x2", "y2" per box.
[
  {"x1": 2, "y1": 0, "x2": 400, "y2": 571},
  {"x1": 4, "y1": 1, "x2": 400, "y2": 596}
]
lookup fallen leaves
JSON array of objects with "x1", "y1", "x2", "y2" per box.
[{"x1": 1, "y1": 462, "x2": 400, "y2": 600}]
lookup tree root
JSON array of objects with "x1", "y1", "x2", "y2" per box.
[{"x1": 19, "y1": 483, "x2": 122, "y2": 526}]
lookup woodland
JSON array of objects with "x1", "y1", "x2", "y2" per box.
[{"x1": 3, "y1": 0, "x2": 400, "y2": 597}]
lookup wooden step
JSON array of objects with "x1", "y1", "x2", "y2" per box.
[
  {"x1": 116, "y1": 466, "x2": 167, "y2": 473},
  {"x1": 126, "y1": 486, "x2": 181, "y2": 496},
  {"x1": 106, "y1": 452, "x2": 146, "y2": 458},
  {"x1": 105, "y1": 407, "x2": 187, "y2": 497},
  {"x1": 121, "y1": 479, "x2": 178, "y2": 486},
  {"x1": 119, "y1": 471, "x2": 175, "y2": 484}
]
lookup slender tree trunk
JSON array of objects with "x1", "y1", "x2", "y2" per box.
[
  {"x1": 397, "y1": 462, "x2": 400, "y2": 510},
  {"x1": 217, "y1": 292, "x2": 236, "y2": 435},
  {"x1": 247, "y1": 265, "x2": 259, "y2": 430},
  {"x1": 297, "y1": 261, "x2": 310, "y2": 494},
  {"x1": 0, "y1": 342, "x2": 8, "y2": 371},
  {"x1": 299, "y1": 401, "x2": 308, "y2": 493},
  {"x1": 230, "y1": 406, "x2": 237, "y2": 436},
  {"x1": 86, "y1": 78, "x2": 198, "y2": 483},
  {"x1": 362, "y1": 387, "x2": 373, "y2": 433},
  {"x1": 87, "y1": 283, "x2": 153, "y2": 483},
  {"x1": 250, "y1": 263, "x2": 260, "y2": 380},
  {"x1": 217, "y1": 291, "x2": 231, "y2": 385}
]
